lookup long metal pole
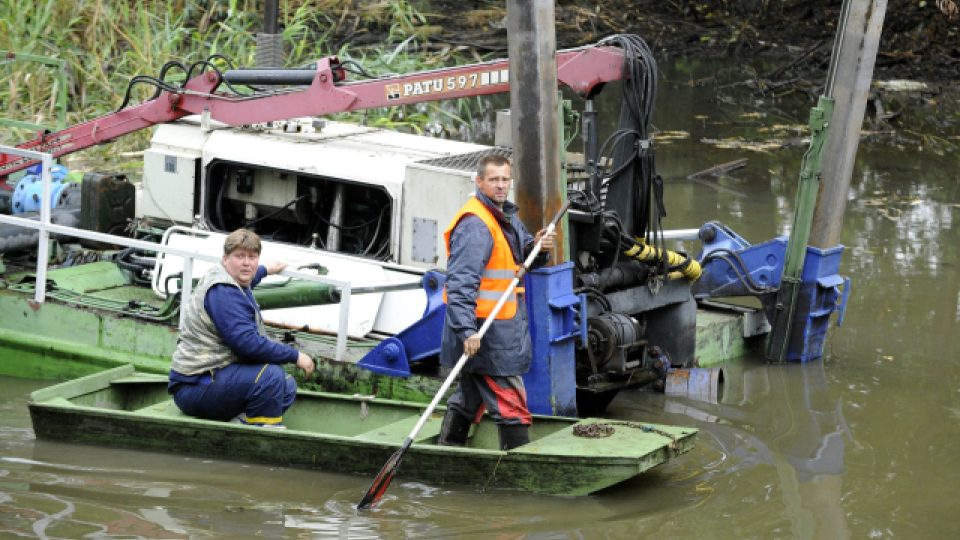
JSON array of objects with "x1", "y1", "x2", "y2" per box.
[
  {"x1": 398, "y1": 203, "x2": 567, "y2": 451},
  {"x1": 766, "y1": 0, "x2": 887, "y2": 362},
  {"x1": 766, "y1": 0, "x2": 847, "y2": 362},
  {"x1": 34, "y1": 154, "x2": 52, "y2": 305},
  {"x1": 356, "y1": 202, "x2": 569, "y2": 510},
  {"x1": 506, "y1": 0, "x2": 565, "y2": 261},
  {"x1": 765, "y1": 95, "x2": 834, "y2": 362},
  {"x1": 809, "y1": 0, "x2": 888, "y2": 248},
  {"x1": 263, "y1": 0, "x2": 279, "y2": 34}
]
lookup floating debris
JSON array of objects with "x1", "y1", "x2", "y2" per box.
[
  {"x1": 874, "y1": 80, "x2": 929, "y2": 92},
  {"x1": 760, "y1": 123, "x2": 807, "y2": 133},
  {"x1": 700, "y1": 137, "x2": 785, "y2": 152},
  {"x1": 687, "y1": 158, "x2": 748, "y2": 179},
  {"x1": 654, "y1": 130, "x2": 691, "y2": 141}
]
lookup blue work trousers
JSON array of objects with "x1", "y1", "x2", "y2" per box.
[{"x1": 171, "y1": 363, "x2": 296, "y2": 424}]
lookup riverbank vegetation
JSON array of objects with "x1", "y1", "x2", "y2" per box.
[
  {"x1": 1, "y1": 0, "x2": 957, "y2": 155},
  {"x1": 0, "y1": 0, "x2": 486, "y2": 151}
]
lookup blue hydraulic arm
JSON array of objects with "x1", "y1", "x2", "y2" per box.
[
  {"x1": 693, "y1": 221, "x2": 850, "y2": 362},
  {"x1": 693, "y1": 221, "x2": 783, "y2": 301},
  {"x1": 357, "y1": 270, "x2": 447, "y2": 377}
]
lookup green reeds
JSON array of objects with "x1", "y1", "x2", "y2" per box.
[{"x1": 0, "y1": 0, "x2": 488, "y2": 155}]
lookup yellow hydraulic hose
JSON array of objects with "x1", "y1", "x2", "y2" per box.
[{"x1": 624, "y1": 239, "x2": 702, "y2": 281}]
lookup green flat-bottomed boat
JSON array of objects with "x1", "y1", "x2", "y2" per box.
[{"x1": 28, "y1": 364, "x2": 697, "y2": 497}]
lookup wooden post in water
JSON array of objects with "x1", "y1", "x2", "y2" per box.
[
  {"x1": 767, "y1": 0, "x2": 887, "y2": 361},
  {"x1": 506, "y1": 0, "x2": 565, "y2": 261},
  {"x1": 809, "y1": 0, "x2": 888, "y2": 247}
]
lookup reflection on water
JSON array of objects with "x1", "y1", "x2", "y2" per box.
[
  {"x1": 2, "y1": 55, "x2": 960, "y2": 538},
  {"x1": 663, "y1": 360, "x2": 852, "y2": 539},
  {"x1": 600, "y1": 357, "x2": 853, "y2": 539}
]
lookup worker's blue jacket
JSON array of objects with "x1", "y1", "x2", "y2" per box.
[{"x1": 440, "y1": 192, "x2": 548, "y2": 376}]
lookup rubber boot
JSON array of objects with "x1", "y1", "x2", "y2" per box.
[
  {"x1": 438, "y1": 410, "x2": 471, "y2": 446},
  {"x1": 498, "y1": 424, "x2": 530, "y2": 450}
]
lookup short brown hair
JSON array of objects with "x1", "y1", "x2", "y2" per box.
[
  {"x1": 223, "y1": 228, "x2": 261, "y2": 255},
  {"x1": 476, "y1": 154, "x2": 511, "y2": 179}
]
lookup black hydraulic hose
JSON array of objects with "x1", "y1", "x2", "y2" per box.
[
  {"x1": 313, "y1": 205, "x2": 388, "y2": 231},
  {"x1": 116, "y1": 247, "x2": 156, "y2": 269},
  {"x1": 596, "y1": 129, "x2": 640, "y2": 181},
  {"x1": 712, "y1": 254, "x2": 769, "y2": 294},
  {"x1": 115, "y1": 260, "x2": 152, "y2": 285},
  {"x1": 184, "y1": 59, "x2": 217, "y2": 83},
  {"x1": 119, "y1": 54, "x2": 268, "y2": 113},
  {"x1": 701, "y1": 249, "x2": 777, "y2": 294},
  {"x1": 339, "y1": 60, "x2": 379, "y2": 79},
  {"x1": 214, "y1": 179, "x2": 229, "y2": 230},
  {"x1": 244, "y1": 194, "x2": 308, "y2": 228},
  {"x1": 0, "y1": 207, "x2": 81, "y2": 253},
  {"x1": 668, "y1": 252, "x2": 693, "y2": 273},
  {"x1": 589, "y1": 34, "x2": 667, "y2": 278},
  {"x1": 574, "y1": 286, "x2": 613, "y2": 312},
  {"x1": 148, "y1": 60, "x2": 190, "y2": 101},
  {"x1": 164, "y1": 273, "x2": 182, "y2": 297},
  {"x1": 116, "y1": 75, "x2": 184, "y2": 111},
  {"x1": 205, "y1": 54, "x2": 263, "y2": 94},
  {"x1": 361, "y1": 205, "x2": 390, "y2": 256}
]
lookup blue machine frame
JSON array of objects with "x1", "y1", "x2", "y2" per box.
[
  {"x1": 357, "y1": 263, "x2": 585, "y2": 416},
  {"x1": 694, "y1": 221, "x2": 850, "y2": 362},
  {"x1": 356, "y1": 270, "x2": 448, "y2": 378},
  {"x1": 357, "y1": 221, "x2": 853, "y2": 419}
]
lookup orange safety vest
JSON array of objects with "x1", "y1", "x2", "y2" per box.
[{"x1": 443, "y1": 196, "x2": 520, "y2": 320}]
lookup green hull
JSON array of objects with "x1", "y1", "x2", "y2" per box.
[{"x1": 28, "y1": 365, "x2": 697, "y2": 496}]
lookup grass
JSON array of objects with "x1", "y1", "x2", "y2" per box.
[{"x1": 0, "y1": 0, "x2": 488, "y2": 157}]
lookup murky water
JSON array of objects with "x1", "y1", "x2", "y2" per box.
[{"x1": 2, "y1": 60, "x2": 959, "y2": 539}]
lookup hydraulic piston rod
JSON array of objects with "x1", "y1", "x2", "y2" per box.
[{"x1": 252, "y1": 280, "x2": 341, "y2": 310}]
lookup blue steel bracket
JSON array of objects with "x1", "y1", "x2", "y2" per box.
[
  {"x1": 693, "y1": 221, "x2": 785, "y2": 300},
  {"x1": 357, "y1": 270, "x2": 447, "y2": 377},
  {"x1": 549, "y1": 292, "x2": 582, "y2": 344},
  {"x1": 697, "y1": 221, "x2": 751, "y2": 253},
  {"x1": 523, "y1": 262, "x2": 579, "y2": 417},
  {"x1": 575, "y1": 293, "x2": 588, "y2": 349},
  {"x1": 836, "y1": 276, "x2": 851, "y2": 327},
  {"x1": 358, "y1": 336, "x2": 411, "y2": 378},
  {"x1": 693, "y1": 220, "x2": 852, "y2": 362},
  {"x1": 784, "y1": 243, "x2": 848, "y2": 362}
]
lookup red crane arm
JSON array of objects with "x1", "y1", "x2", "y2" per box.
[
  {"x1": 185, "y1": 45, "x2": 625, "y2": 124},
  {"x1": 1, "y1": 45, "x2": 625, "y2": 178},
  {"x1": 0, "y1": 72, "x2": 222, "y2": 178}
]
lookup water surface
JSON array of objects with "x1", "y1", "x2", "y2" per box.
[{"x1": 2, "y1": 59, "x2": 959, "y2": 539}]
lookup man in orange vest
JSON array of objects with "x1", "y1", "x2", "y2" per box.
[{"x1": 438, "y1": 154, "x2": 556, "y2": 450}]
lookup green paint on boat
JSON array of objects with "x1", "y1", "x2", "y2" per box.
[{"x1": 28, "y1": 365, "x2": 697, "y2": 497}]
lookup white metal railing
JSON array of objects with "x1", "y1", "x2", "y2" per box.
[
  {"x1": 0, "y1": 147, "x2": 698, "y2": 361},
  {"x1": 660, "y1": 228, "x2": 700, "y2": 241},
  {"x1": 0, "y1": 145, "x2": 377, "y2": 362}
]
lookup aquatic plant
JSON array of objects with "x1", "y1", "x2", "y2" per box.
[{"x1": 0, "y1": 0, "x2": 487, "y2": 156}]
